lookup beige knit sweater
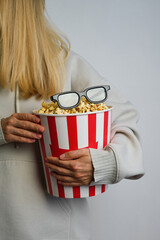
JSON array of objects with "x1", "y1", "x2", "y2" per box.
[{"x1": 0, "y1": 51, "x2": 144, "y2": 239}]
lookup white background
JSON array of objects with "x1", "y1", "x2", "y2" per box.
[{"x1": 46, "y1": 1, "x2": 160, "y2": 239}]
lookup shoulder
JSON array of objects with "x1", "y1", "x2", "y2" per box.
[
  {"x1": 65, "y1": 50, "x2": 82, "y2": 63},
  {"x1": 65, "y1": 50, "x2": 96, "y2": 71},
  {"x1": 65, "y1": 50, "x2": 85, "y2": 69},
  {"x1": 65, "y1": 50, "x2": 103, "y2": 85}
]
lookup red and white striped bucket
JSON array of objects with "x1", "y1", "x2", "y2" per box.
[{"x1": 33, "y1": 107, "x2": 112, "y2": 198}]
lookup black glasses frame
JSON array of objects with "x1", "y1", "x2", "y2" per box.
[{"x1": 50, "y1": 85, "x2": 110, "y2": 109}]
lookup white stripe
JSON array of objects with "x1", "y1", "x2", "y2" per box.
[
  {"x1": 105, "y1": 184, "x2": 108, "y2": 191},
  {"x1": 40, "y1": 116, "x2": 51, "y2": 156},
  {"x1": 50, "y1": 176, "x2": 59, "y2": 197},
  {"x1": 64, "y1": 187, "x2": 73, "y2": 198},
  {"x1": 107, "y1": 110, "x2": 112, "y2": 144},
  {"x1": 38, "y1": 139, "x2": 49, "y2": 193},
  {"x1": 77, "y1": 115, "x2": 88, "y2": 148},
  {"x1": 40, "y1": 116, "x2": 52, "y2": 193},
  {"x1": 80, "y1": 186, "x2": 89, "y2": 198},
  {"x1": 96, "y1": 112, "x2": 104, "y2": 149},
  {"x1": 55, "y1": 116, "x2": 69, "y2": 149},
  {"x1": 95, "y1": 185, "x2": 102, "y2": 195}
]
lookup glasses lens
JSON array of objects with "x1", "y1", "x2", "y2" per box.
[
  {"x1": 58, "y1": 92, "x2": 79, "y2": 108},
  {"x1": 87, "y1": 87, "x2": 106, "y2": 102}
]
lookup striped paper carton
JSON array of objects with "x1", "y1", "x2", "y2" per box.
[{"x1": 33, "y1": 107, "x2": 112, "y2": 198}]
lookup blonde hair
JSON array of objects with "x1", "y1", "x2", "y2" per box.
[{"x1": 0, "y1": 0, "x2": 70, "y2": 99}]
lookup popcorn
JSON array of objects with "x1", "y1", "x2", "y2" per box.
[{"x1": 37, "y1": 97, "x2": 109, "y2": 114}]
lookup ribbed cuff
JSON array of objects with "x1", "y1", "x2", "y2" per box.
[
  {"x1": 0, "y1": 119, "x2": 7, "y2": 145},
  {"x1": 89, "y1": 147, "x2": 117, "y2": 184}
]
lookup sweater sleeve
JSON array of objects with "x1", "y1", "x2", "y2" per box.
[
  {"x1": 68, "y1": 51, "x2": 145, "y2": 183},
  {"x1": 89, "y1": 147, "x2": 117, "y2": 184},
  {"x1": 0, "y1": 119, "x2": 7, "y2": 145}
]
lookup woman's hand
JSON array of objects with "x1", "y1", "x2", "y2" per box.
[
  {"x1": 45, "y1": 148, "x2": 94, "y2": 186},
  {"x1": 1, "y1": 113, "x2": 45, "y2": 143}
]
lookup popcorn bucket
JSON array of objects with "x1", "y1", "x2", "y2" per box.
[{"x1": 33, "y1": 107, "x2": 112, "y2": 198}]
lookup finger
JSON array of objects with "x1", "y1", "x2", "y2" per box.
[
  {"x1": 59, "y1": 148, "x2": 90, "y2": 160},
  {"x1": 8, "y1": 134, "x2": 36, "y2": 143},
  {"x1": 10, "y1": 127, "x2": 42, "y2": 140},
  {"x1": 45, "y1": 162, "x2": 74, "y2": 176},
  {"x1": 51, "y1": 172, "x2": 77, "y2": 183},
  {"x1": 57, "y1": 181, "x2": 84, "y2": 187},
  {"x1": 14, "y1": 113, "x2": 40, "y2": 123},
  {"x1": 14, "y1": 119, "x2": 44, "y2": 133},
  {"x1": 46, "y1": 157, "x2": 73, "y2": 170},
  {"x1": 46, "y1": 157, "x2": 82, "y2": 172}
]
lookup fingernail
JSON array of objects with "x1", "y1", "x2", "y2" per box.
[
  {"x1": 37, "y1": 127, "x2": 43, "y2": 133},
  {"x1": 41, "y1": 126, "x2": 45, "y2": 132},
  {"x1": 36, "y1": 134, "x2": 42, "y2": 139},
  {"x1": 60, "y1": 153, "x2": 65, "y2": 159}
]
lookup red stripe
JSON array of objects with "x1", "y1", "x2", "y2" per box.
[
  {"x1": 88, "y1": 113, "x2": 97, "y2": 149},
  {"x1": 40, "y1": 125, "x2": 53, "y2": 195},
  {"x1": 48, "y1": 116, "x2": 61, "y2": 158},
  {"x1": 88, "y1": 114, "x2": 97, "y2": 196},
  {"x1": 103, "y1": 111, "x2": 109, "y2": 148},
  {"x1": 101, "y1": 184, "x2": 105, "y2": 193},
  {"x1": 67, "y1": 116, "x2": 81, "y2": 198},
  {"x1": 67, "y1": 116, "x2": 78, "y2": 150},
  {"x1": 73, "y1": 186, "x2": 81, "y2": 198},
  {"x1": 89, "y1": 186, "x2": 95, "y2": 197},
  {"x1": 48, "y1": 116, "x2": 65, "y2": 198},
  {"x1": 57, "y1": 181, "x2": 65, "y2": 198}
]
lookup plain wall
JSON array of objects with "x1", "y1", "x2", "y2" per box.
[{"x1": 45, "y1": 1, "x2": 160, "y2": 239}]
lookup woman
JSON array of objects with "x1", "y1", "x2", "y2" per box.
[{"x1": 0, "y1": 0, "x2": 144, "y2": 239}]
